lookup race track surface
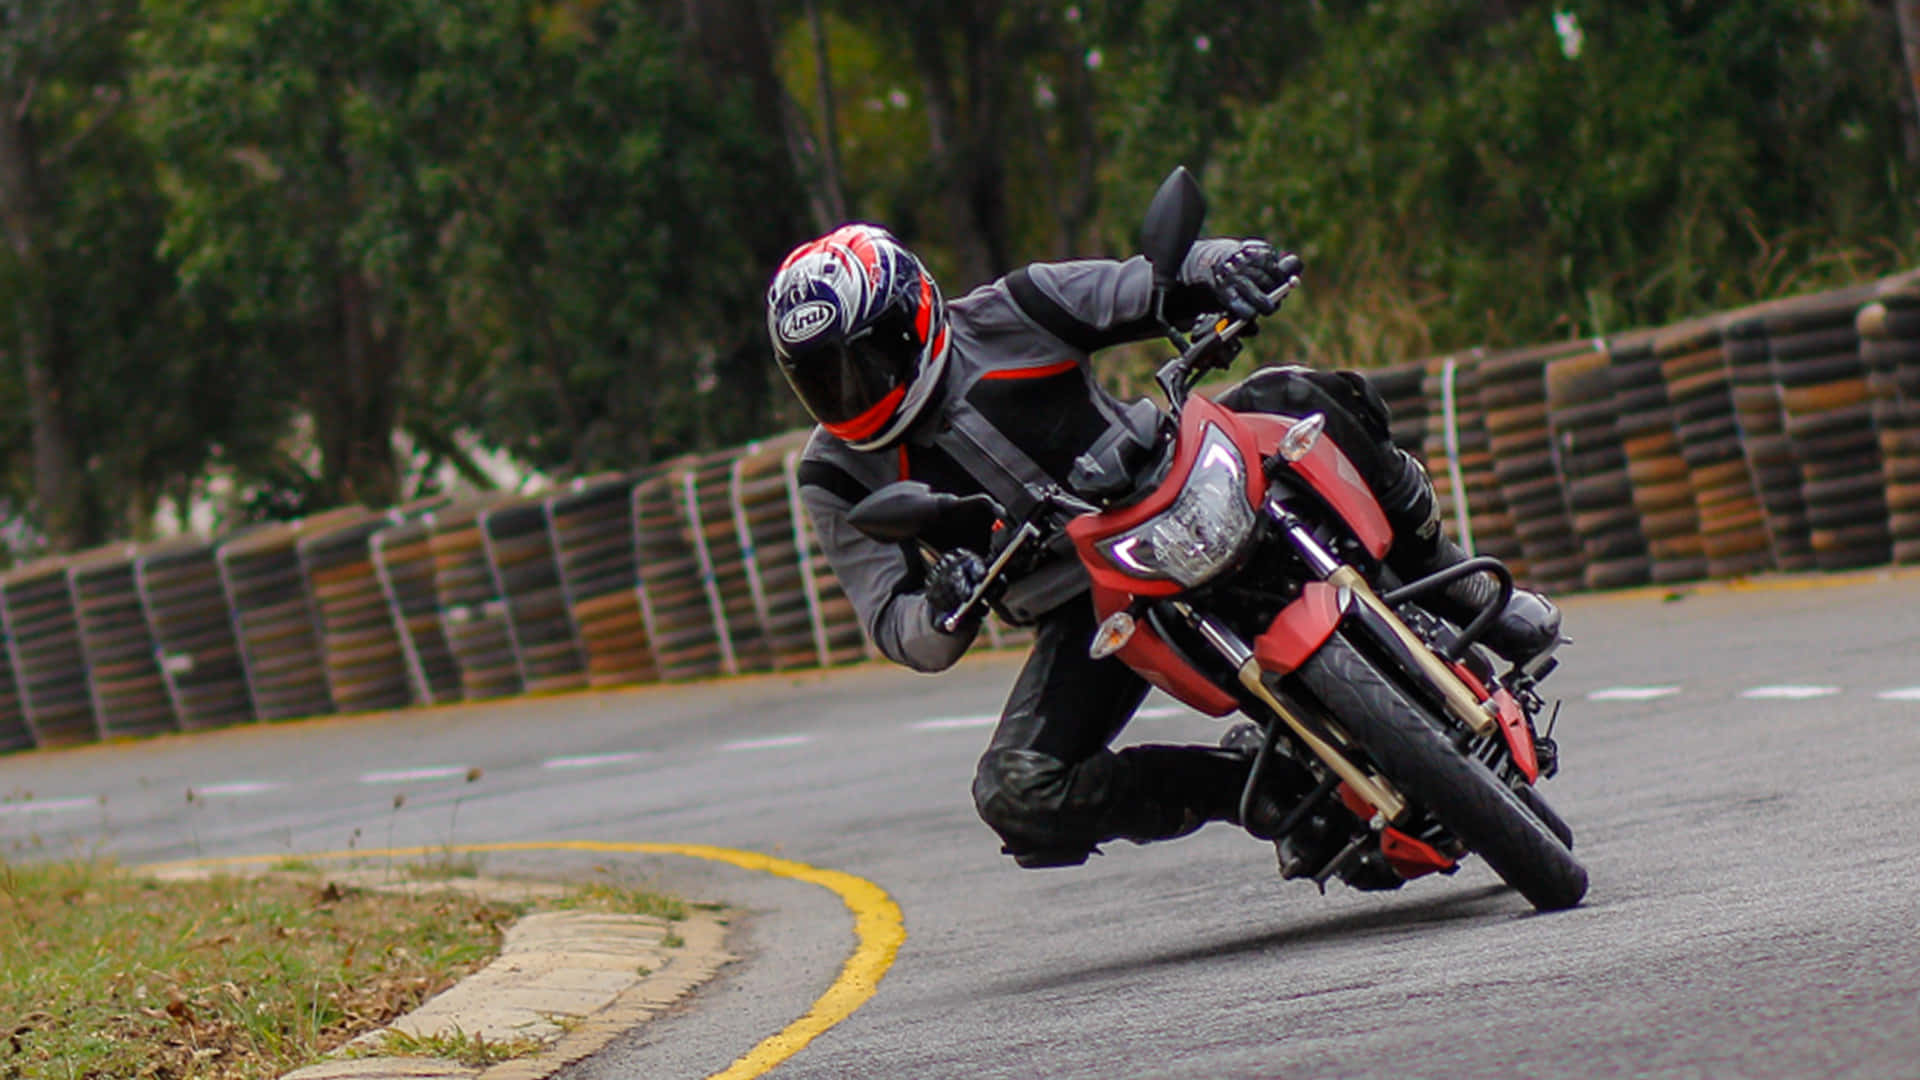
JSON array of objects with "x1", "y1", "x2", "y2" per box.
[{"x1": 5, "y1": 572, "x2": 1918, "y2": 1079}]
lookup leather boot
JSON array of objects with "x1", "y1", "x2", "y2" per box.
[{"x1": 1374, "y1": 450, "x2": 1563, "y2": 665}]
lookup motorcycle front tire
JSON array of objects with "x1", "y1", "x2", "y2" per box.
[{"x1": 1291, "y1": 631, "x2": 1589, "y2": 912}]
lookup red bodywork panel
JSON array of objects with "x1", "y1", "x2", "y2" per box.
[
  {"x1": 1380, "y1": 828, "x2": 1458, "y2": 879},
  {"x1": 1236, "y1": 413, "x2": 1394, "y2": 560},
  {"x1": 1253, "y1": 582, "x2": 1347, "y2": 676},
  {"x1": 1489, "y1": 689, "x2": 1540, "y2": 782},
  {"x1": 1091, "y1": 582, "x2": 1239, "y2": 715}
]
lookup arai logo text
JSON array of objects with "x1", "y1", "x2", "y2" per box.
[{"x1": 779, "y1": 301, "x2": 837, "y2": 344}]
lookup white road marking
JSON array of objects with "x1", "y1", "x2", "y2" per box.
[
  {"x1": 359, "y1": 766, "x2": 471, "y2": 784},
  {"x1": 1877, "y1": 687, "x2": 1920, "y2": 701},
  {"x1": 1587, "y1": 686, "x2": 1683, "y2": 701},
  {"x1": 542, "y1": 752, "x2": 653, "y2": 770},
  {"x1": 191, "y1": 781, "x2": 281, "y2": 797},
  {"x1": 1135, "y1": 704, "x2": 1193, "y2": 719},
  {"x1": 909, "y1": 715, "x2": 999, "y2": 731},
  {"x1": 719, "y1": 734, "x2": 813, "y2": 752},
  {"x1": 1740, "y1": 685, "x2": 1840, "y2": 700},
  {"x1": 0, "y1": 796, "x2": 96, "y2": 817}
]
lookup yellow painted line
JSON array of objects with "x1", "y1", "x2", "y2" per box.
[{"x1": 145, "y1": 839, "x2": 905, "y2": 1080}]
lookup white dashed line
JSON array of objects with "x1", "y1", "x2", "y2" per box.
[
  {"x1": 542, "y1": 752, "x2": 653, "y2": 770},
  {"x1": 909, "y1": 715, "x2": 999, "y2": 731},
  {"x1": 0, "y1": 797, "x2": 96, "y2": 817},
  {"x1": 1740, "y1": 685, "x2": 1840, "y2": 700},
  {"x1": 191, "y1": 781, "x2": 282, "y2": 797},
  {"x1": 1587, "y1": 686, "x2": 1683, "y2": 701},
  {"x1": 359, "y1": 766, "x2": 471, "y2": 784},
  {"x1": 1135, "y1": 704, "x2": 1193, "y2": 719},
  {"x1": 1877, "y1": 687, "x2": 1920, "y2": 701},
  {"x1": 719, "y1": 734, "x2": 813, "y2": 752}
]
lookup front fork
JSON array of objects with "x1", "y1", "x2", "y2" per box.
[{"x1": 1159, "y1": 497, "x2": 1506, "y2": 832}]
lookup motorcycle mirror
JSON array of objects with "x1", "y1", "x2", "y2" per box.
[
  {"x1": 1140, "y1": 166, "x2": 1207, "y2": 291},
  {"x1": 846, "y1": 481, "x2": 1004, "y2": 542}
]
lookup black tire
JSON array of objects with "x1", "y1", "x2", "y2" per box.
[
  {"x1": 1292, "y1": 632, "x2": 1589, "y2": 911},
  {"x1": 1515, "y1": 784, "x2": 1576, "y2": 850}
]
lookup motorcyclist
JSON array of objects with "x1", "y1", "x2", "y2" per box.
[{"x1": 767, "y1": 223, "x2": 1561, "y2": 873}]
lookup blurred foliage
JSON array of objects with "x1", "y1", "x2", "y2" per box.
[{"x1": 0, "y1": 0, "x2": 1915, "y2": 553}]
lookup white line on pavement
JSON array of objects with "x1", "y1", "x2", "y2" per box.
[
  {"x1": 542, "y1": 752, "x2": 653, "y2": 769},
  {"x1": 360, "y1": 766, "x2": 471, "y2": 784},
  {"x1": 719, "y1": 734, "x2": 814, "y2": 752},
  {"x1": 1877, "y1": 687, "x2": 1920, "y2": 701},
  {"x1": 909, "y1": 715, "x2": 999, "y2": 731},
  {"x1": 1587, "y1": 686, "x2": 1683, "y2": 701},
  {"x1": 191, "y1": 781, "x2": 282, "y2": 797},
  {"x1": 1740, "y1": 685, "x2": 1840, "y2": 700},
  {"x1": 1135, "y1": 704, "x2": 1194, "y2": 719},
  {"x1": 0, "y1": 797, "x2": 96, "y2": 817}
]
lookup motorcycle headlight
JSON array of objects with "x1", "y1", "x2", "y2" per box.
[{"x1": 1097, "y1": 425, "x2": 1256, "y2": 587}]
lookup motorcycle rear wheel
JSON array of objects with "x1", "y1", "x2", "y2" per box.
[{"x1": 1292, "y1": 632, "x2": 1589, "y2": 912}]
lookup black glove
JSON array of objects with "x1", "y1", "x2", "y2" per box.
[
  {"x1": 1207, "y1": 241, "x2": 1302, "y2": 322},
  {"x1": 925, "y1": 549, "x2": 990, "y2": 633}
]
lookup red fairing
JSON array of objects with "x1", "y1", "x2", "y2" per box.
[
  {"x1": 1253, "y1": 582, "x2": 1346, "y2": 676},
  {"x1": 1490, "y1": 689, "x2": 1540, "y2": 782},
  {"x1": 1089, "y1": 583, "x2": 1238, "y2": 716},
  {"x1": 1380, "y1": 828, "x2": 1458, "y2": 879},
  {"x1": 1235, "y1": 413, "x2": 1393, "y2": 560},
  {"x1": 1068, "y1": 396, "x2": 1267, "y2": 597}
]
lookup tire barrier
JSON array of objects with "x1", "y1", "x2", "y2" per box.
[{"x1": 5, "y1": 273, "x2": 1920, "y2": 752}]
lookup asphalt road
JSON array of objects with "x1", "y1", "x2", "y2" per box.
[{"x1": 6, "y1": 571, "x2": 1919, "y2": 1079}]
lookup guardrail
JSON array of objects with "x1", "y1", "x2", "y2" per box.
[{"x1": 1, "y1": 270, "x2": 1916, "y2": 751}]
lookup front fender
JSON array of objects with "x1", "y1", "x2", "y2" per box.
[{"x1": 1253, "y1": 581, "x2": 1349, "y2": 675}]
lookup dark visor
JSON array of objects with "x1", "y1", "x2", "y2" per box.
[{"x1": 778, "y1": 301, "x2": 921, "y2": 426}]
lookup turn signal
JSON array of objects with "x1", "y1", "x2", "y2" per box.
[
  {"x1": 1088, "y1": 612, "x2": 1138, "y2": 659},
  {"x1": 1278, "y1": 412, "x2": 1327, "y2": 462}
]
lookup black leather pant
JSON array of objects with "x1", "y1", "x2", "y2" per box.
[
  {"x1": 970, "y1": 366, "x2": 1428, "y2": 867},
  {"x1": 970, "y1": 599, "x2": 1253, "y2": 866}
]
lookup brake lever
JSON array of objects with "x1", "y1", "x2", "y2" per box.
[{"x1": 940, "y1": 521, "x2": 1040, "y2": 634}]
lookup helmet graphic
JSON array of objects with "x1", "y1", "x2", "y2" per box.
[{"x1": 767, "y1": 224, "x2": 949, "y2": 450}]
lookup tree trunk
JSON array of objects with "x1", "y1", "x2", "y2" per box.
[
  {"x1": 315, "y1": 271, "x2": 402, "y2": 507},
  {"x1": 805, "y1": 0, "x2": 848, "y2": 224},
  {"x1": 0, "y1": 94, "x2": 92, "y2": 551}
]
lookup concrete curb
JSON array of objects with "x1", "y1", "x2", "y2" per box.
[{"x1": 143, "y1": 867, "x2": 735, "y2": 1080}]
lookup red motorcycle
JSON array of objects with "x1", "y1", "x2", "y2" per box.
[{"x1": 851, "y1": 168, "x2": 1586, "y2": 911}]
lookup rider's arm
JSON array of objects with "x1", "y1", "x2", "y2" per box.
[
  {"x1": 798, "y1": 473, "x2": 979, "y2": 674},
  {"x1": 1004, "y1": 238, "x2": 1254, "y2": 354}
]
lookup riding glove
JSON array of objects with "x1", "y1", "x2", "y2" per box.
[
  {"x1": 925, "y1": 549, "x2": 990, "y2": 633},
  {"x1": 1207, "y1": 241, "x2": 1303, "y2": 322}
]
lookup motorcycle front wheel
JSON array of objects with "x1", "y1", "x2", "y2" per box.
[{"x1": 1291, "y1": 631, "x2": 1589, "y2": 912}]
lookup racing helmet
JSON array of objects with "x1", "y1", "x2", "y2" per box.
[{"x1": 767, "y1": 224, "x2": 949, "y2": 450}]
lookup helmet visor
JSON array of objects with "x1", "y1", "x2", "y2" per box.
[{"x1": 778, "y1": 301, "x2": 922, "y2": 430}]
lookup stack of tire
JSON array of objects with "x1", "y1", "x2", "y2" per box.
[
  {"x1": 68, "y1": 546, "x2": 178, "y2": 739},
  {"x1": 0, "y1": 646, "x2": 25, "y2": 751},
  {"x1": 680, "y1": 451, "x2": 776, "y2": 676},
  {"x1": 1658, "y1": 317, "x2": 1773, "y2": 578},
  {"x1": 370, "y1": 516, "x2": 466, "y2": 706},
  {"x1": 1857, "y1": 272, "x2": 1920, "y2": 563},
  {"x1": 1369, "y1": 359, "x2": 1429, "y2": 460},
  {"x1": 135, "y1": 537, "x2": 255, "y2": 730},
  {"x1": 0, "y1": 558, "x2": 96, "y2": 746},
  {"x1": 427, "y1": 498, "x2": 524, "y2": 701},
  {"x1": 545, "y1": 476, "x2": 660, "y2": 687},
  {"x1": 1724, "y1": 306, "x2": 1816, "y2": 571},
  {"x1": 1422, "y1": 350, "x2": 1527, "y2": 577},
  {"x1": 481, "y1": 497, "x2": 588, "y2": 694},
  {"x1": 631, "y1": 460, "x2": 727, "y2": 680},
  {"x1": 218, "y1": 513, "x2": 357, "y2": 722},
  {"x1": 1545, "y1": 346, "x2": 1651, "y2": 590},
  {"x1": 730, "y1": 433, "x2": 830, "y2": 670},
  {"x1": 1763, "y1": 284, "x2": 1888, "y2": 570},
  {"x1": 1476, "y1": 342, "x2": 1588, "y2": 593},
  {"x1": 300, "y1": 511, "x2": 418, "y2": 714},
  {"x1": 1614, "y1": 326, "x2": 1708, "y2": 584}
]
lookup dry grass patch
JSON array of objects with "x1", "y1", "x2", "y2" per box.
[{"x1": 0, "y1": 859, "x2": 684, "y2": 1079}]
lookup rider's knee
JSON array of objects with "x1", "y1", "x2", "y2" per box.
[{"x1": 972, "y1": 748, "x2": 1092, "y2": 867}]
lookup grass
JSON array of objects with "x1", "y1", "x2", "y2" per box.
[
  {"x1": 0, "y1": 858, "x2": 691, "y2": 1080},
  {"x1": 358, "y1": 1026, "x2": 547, "y2": 1067}
]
